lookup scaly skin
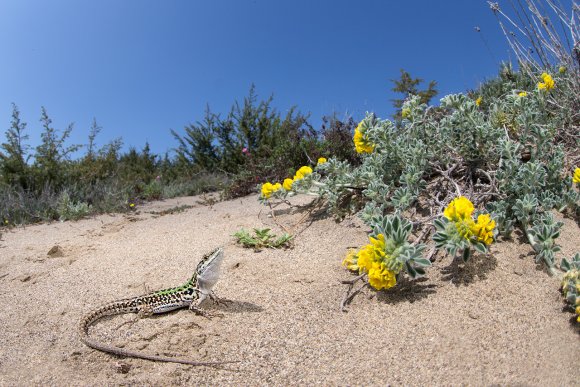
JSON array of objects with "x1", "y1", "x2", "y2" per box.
[{"x1": 78, "y1": 247, "x2": 233, "y2": 366}]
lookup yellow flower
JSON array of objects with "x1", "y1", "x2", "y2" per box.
[
  {"x1": 537, "y1": 72, "x2": 555, "y2": 90},
  {"x1": 368, "y1": 262, "x2": 397, "y2": 290},
  {"x1": 452, "y1": 218, "x2": 474, "y2": 240},
  {"x1": 356, "y1": 244, "x2": 375, "y2": 273},
  {"x1": 559, "y1": 66, "x2": 566, "y2": 74},
  {"x1": 261, "y1": 182, "x2": 281, "y2": 199},
  {"x1": 345, "y1": 233, "x2": 401, "y2": 290},
  {"x1": 369, "y1": 234, "x2": 385, "y2": 255},
  {"x1": 283, "y1": 178, "x2": 293, "y2": 191},
  {"x1": 475, "y1": 97, "x2": 482, "y2": 106},
  {"x1": 342, "y1": 250, "x2": 359, "y2": 272},
  {"x1": 573, "y1": 168, "x2": 580, "y2": 184},
  {"x1": 471, "y1": 214, "x2": 496, "y2": 245},
  {"x1": 294, "y1": 166, "x2": 313, "y2": 181},
  {"x1": 518, "y1": 91, "x2": 527, "y2": 97},
  {"x1": 444, "y1": 196, "x2": 475, "y2": 222},
  {"x1": 317, "y1": 157, "x2": 327, "y2": 165},
  {"x1": 353, "y1": 123, "x2": 375, "y2": 154},
  {"x1": 129, "y1": 203, "x2": 135, "y2": 208},
  {"x1": 401, "y1": 108, "x2": 411, "y2": 119}
]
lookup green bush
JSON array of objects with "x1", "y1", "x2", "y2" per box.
[{"x1": 172, "y1": 85, "x2": 324, "y2": 198}]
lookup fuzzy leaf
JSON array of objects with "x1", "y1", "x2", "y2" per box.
[
  {"x1": 413, "y1": 258, "x2": 432, "y2": 267},
  {"x1": 462, "y1": 247, "x2": 471, "y2": 262},
  {"x1": 474, "y1": 242, "x2": 487, "y2": 254}
]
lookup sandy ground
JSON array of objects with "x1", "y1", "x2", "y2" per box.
[{"x1": 0, "y1": 193, "x2": 578, "y2": 386}]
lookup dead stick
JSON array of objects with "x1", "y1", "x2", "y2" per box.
[
  {"x1": 267, "y1": 202, "x2": 291, "y2": 235},
  {"x1": 288, "y1": 197, "x2": 323, "y2": 235},
  {"x1": 340, "y1": 273, "x2": 366, "y2": 284},
  {"x1": 340, "y1": 281, "x2": 368, "y2": 312},
  {"x1": 340, "y1": 274, "x2": 367, "y2": 312}
]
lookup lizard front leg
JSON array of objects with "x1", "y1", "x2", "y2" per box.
[
  {"x1": 189, "y1": 292, "x2": 223, "y2": 318},
  {"x1": 209, "y1": 291, "x2": 231, "y2": 305}
]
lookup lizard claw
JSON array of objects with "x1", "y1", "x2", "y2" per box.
[
  {"x1": 189, "y1": 305, "x2": 224, "y2": 319},
  {"x1": 209, "y1": 293, "x2": 232, "y2": 305}
]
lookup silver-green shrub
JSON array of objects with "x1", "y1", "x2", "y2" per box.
[{"x1": 259, "y1": 67, "x2": 579, "y2": 284}]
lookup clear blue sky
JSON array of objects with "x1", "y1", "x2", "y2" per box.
[{"x1": 0, "y1": 0, "x2": 512, "y2": 157}]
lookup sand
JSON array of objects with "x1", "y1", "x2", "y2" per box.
[{"x1": 0, "y1": 193, "x2": 578, "y2": 386}]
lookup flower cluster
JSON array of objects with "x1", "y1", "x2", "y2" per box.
[
  {"x1": 343, "y1": 234, "x2": 398, "y2": 290},
  {"x1": 537, "y1": 72, "x2": 555, "y2": 91},
  {"x1": 444, "y1": 196, "x2": 496, "y2": 245},
  {"x1": 561, "y1": 254, "x2": 580, "y2": 323},
  {"x1": 353, "y1": 120, "x2": 375, "y2": 154},
  {"x1": 260, "y1": 182, "x2": 282, "y2": 199},
  {"x1": 259, "y1": 165, "x2": 314, "y2": 200},
  {"x1": 433, "y1": 196, "x2": 496, "y2": 261},
  {"x1": 573, "y1": 168, "x2": 580, "y2": 184},
  {"x1": 342, "y1": 215, "x2": 430, "y2": 291}
]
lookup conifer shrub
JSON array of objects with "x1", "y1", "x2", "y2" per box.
[{"x1": 172, "y1": 86, "x2": 331, "y2": 199}]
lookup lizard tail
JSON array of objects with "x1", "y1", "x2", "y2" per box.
[{"x1": 79, "y1": 309, "x2": 236, "y2": 367}]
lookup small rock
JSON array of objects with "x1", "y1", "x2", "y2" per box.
[
  {"x1": 47, "y1": 245, "x2": 65, "y2": 258},
  {"x1": 468, "y1": 311, "x2": 479, "y2": 320},
  {"x1": 114, "y1": 361, "x2": 131, "y2": 374},
  {"x1": 136, "y1": 342, "x2": 148, "y2": 350},
  {"x1": 18, "y1": 274, "x2": 31, "y2": 282}
]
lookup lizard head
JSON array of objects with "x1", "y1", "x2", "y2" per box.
[{"x1": 194, "y1": 247, "x2": 224, "y2": 293}]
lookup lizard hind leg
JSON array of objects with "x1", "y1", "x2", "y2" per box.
[
  {"x1": 137, "y1": 304, "x2": 154, "y2": 319},
  {"x1": 113, "y1": 305, "x2": 153, "y2": 331}
]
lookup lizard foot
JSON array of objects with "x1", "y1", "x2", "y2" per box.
[
  {"x1": 189, "y1": 305, "x2": 224, "y2": 319},
  {"x1": 209, "y1": 292, "x2": 232, "y2": 305}
]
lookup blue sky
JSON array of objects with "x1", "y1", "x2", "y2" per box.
[{"x1": 0, "y1": 0, "x2": 512, "y2": 156}]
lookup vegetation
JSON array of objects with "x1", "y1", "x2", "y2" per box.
[
  {"x1": 0, "y1": 104, "x2": 228, "y2": 225},
  {"x1": 233, "y1": 227, "x2": 293, "y2": 250},
  {"x1": 0, "y1": 87, "x2": 358, "y2": 226},
  {"x1": 390, "y1": 69, "x2": 438, "y2": 121},
  {"x1": 256, "y1": 1, "x2": 580, "y2": 321},
  {"x1": 1, "y1": 0, "x2": 578, "y2": 327},
  {"x1": 561, "y1": 253, "x2": 580, "y2": 323}
]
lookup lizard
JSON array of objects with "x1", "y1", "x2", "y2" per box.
[{"x1": 78, "y1": 247, "x2": 234, "y2": 366}]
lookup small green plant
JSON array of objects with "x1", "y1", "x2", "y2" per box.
[
  {"x1": 233, "y1": 228, "x2": 293, "y2": 250},
  {"x1": 560, "y1": 253, "x2": 580, "y2": 324},
  {"x1": 147, "y1": 204, "x2": 193, "y2": 216},
  {"x1": 526, "y1": 212, "x2": 563, "y2": 275},
  {"x1": 56, "y1": 191, "x2": 91, "y2": 221}
]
